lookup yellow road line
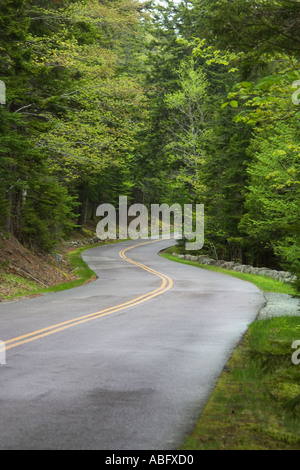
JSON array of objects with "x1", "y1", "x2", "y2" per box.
[{"x1": 4, "y1": 239, "x2": 173, "y2": 351}]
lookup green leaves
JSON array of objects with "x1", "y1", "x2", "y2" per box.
[
  {"x1": 230, "y1": 100, "x2": 238, "y2": 108},
  {"x1": 0, "y1": 0, "x2": 149, "y2": 249},
  {"x1": 240, "y1": 120, "x2": 300, "y2": 276},
  {"x1": 162, "y1": 59, "x2": 208, "y2": 198}
]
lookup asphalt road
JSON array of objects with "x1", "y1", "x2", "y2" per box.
[{"x1": 0, "y1": 238, "x2": 264, "y2": 450}]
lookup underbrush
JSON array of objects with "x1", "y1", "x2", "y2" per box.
[{"x1": 0, "y1": 244, "x2": 99, "y2": 301}]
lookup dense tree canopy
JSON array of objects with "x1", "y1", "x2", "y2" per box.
[{"x1": 0, "y1": 0, "x2": 299, "y2": 289}]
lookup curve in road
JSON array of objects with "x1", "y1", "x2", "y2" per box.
[
  {"x1": 0, "y1": 238, "x2": 265, "y2": 450},
  {"x1": 4, "y1": 240, "x2": 173, "y2": 352}
]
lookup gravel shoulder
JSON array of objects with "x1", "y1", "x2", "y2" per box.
[{"x1": 259, "y1": 293, "x2": 300, "y2": 320}]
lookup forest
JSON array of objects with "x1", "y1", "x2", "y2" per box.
[{"x1": 0, "y1": 0, "x2": 299, "y2": 290}]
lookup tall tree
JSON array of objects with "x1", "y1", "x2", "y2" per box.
[{"x1": 0, "y1": 0, "x2": 150, "y2": 249}]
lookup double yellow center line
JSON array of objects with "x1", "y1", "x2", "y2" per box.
[{"x1": 3, "y1": 239, "x2": 173, "y2": 352}]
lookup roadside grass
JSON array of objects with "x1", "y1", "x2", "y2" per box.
[
  {"x1": 0, "y1": 243, "x2": 104, "y2": 301},
  {"x1": 161, "y1": 249, "x2": 297, "y2": 295},
  {"x1": 181, "y1": 317, "x2": 300, "y2": 450},
  {"x1": 0, "y1": 273, "x2": 41, "y2": 301},
  {"x1": 38, "y1": 244, "x2": 99, "y2": 294}
]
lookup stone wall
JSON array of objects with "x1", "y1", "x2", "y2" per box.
[
  {"x1": 172, "y1": 253, "x2": 297, "y2": 284},
  {"x1": 64, "y1": 237, "x2": 100, "y2": 248}
]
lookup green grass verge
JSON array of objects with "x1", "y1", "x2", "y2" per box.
[
  {"x1": 39, "y1": 244, "x2": 99, "y2": 294},
  {"x1": 35, "y1": 240, "x2": 129, "y2": 295},
  {"x1": 161, "y1": 249, "x2": 297, "y2": 295},
  {"x1": 0, "y1": 273, "x2": 42, "y2": 301},
  {"x1": 0, "y1": 242, "x2": 109, "y2": 301},
  {"x1": 181, "y1": 317, "x2": 300, "y2": 450}
]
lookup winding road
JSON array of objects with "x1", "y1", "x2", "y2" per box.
[{"x1": 0, "y1": 238, "x2": 264, "y2": 450}]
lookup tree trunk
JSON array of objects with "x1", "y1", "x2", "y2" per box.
[
  {"x1": 77, "y1": 184, "x2": 89, "y2": 228},
  {"x1": 5, "y1": 191, "x2": 12, "y2": 235}
]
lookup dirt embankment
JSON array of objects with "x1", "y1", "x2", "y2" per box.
[{"x1": 0, "y1": 233, "x2": 78, "y2": 300}]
